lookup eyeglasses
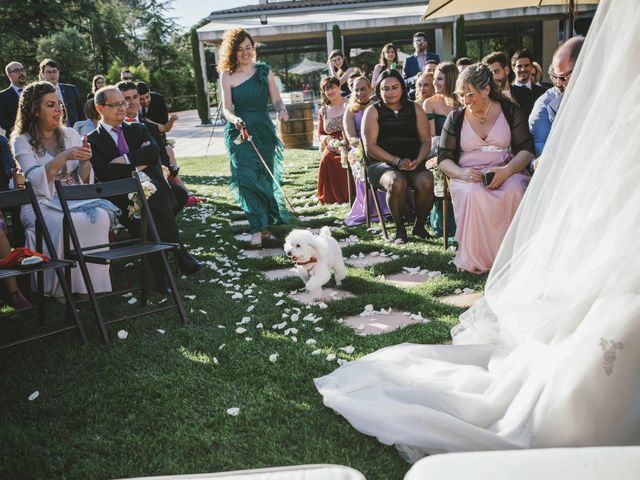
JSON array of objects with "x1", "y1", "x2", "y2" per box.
[
  {"x1": 8, "y1": 67, "x2": 25, "y2": 74},
  {"x1": 102, "y1": 102, "x2": 129, "y2": 109},
  {"x1": 413, "y1": 38, "x2": 426, "y2": 44},
  {"x1": 550, "y1": 70, "x2": 573, "y2": 82},
  {"x1": 455, "y1": 92, "x2": 475, "y2": 100}
]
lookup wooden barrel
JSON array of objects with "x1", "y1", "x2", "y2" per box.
[{"x1": 278, "y1": 102, "x2": 314, "y2": 149}]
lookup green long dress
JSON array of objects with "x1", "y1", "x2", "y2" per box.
[{"x1": 224, "y1": 62, "x2": 291, "y2": 233}]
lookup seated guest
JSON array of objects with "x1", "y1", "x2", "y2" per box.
[
  {"x1": 0, "y1": 61, "x2": 28, "y2": 137},
  {"x1": 39, "y1": 59, "x2": 85, "y2": 127},
  {"x1": 72, "y1": 99, "x2": 100, "y2": 136},
  {"x1": 88, "y1": 86, "x2": 203, "y2": 291},
  {"x1": 438, "y1": 64, "x2": 534, "y2": 273},
  {"x1": 422, "y1": 62, "x2": 460, "y2": 238},
  {"x1": 456, "y1": 57, "x2": 473, "y2": 72},
  {"x1": 0, "y1": 215, "x2": 31, "y2": 309},
  {"x1": 362, "y1": 69, "x2": 434, "y2": 243},
  {"x1": 116, "y1": 81, "x2": 188, "y2": 213},
  {"x1": 415, "y1": 72, "x2": 435, "y2": 104},
  {"x1": 87, "y1": 74, "x2": 106, "y2": 100},
  {"x1": 136, "y1": 82, "x2": 178, "y2": 133},
  {"x1": 511, "y1": 49, "x2": 547, "y2": 103},
  {"x1": 483, "y1": 51, "x2": 534, "y2": 116},
  {"x1": 10, "y1": 81, "x2": 116, "y2": 299},
  {"x1": 0, "y1": 134, "x2": 14, "y2": 191},
  {"x1": 317, "y1": 77, "x2": 351, "y2": 204},
  {"x1": 424, "y1": 59, "x2": 439, "y2": 76},
  {"x1": 327, "y1": 50, "x2": 355, "y2": 97},
  {"x1": 371, "y1": 43, "x2": 401, "y2": 89},
  {"x1": 343, "y1": 76, "x2": 390, "y2": 226}
]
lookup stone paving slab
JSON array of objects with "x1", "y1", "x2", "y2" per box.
[
  {"x1": 343, "y1": 310, "x2": 424, "y2": 335},
  {"x1": 288, "y1": 288, "x2": 355, "y2": 305},
  {"x1": 241, "y1": 248, "x2": 285, "y2": 258},
  {"x1": 262, "y1": 267, "x2": 299, "y2": 280},
  {"x1": 234, "y1": 233, "x2": 252, "y2": 242},
  {"x1": 382, "y1": 272, "x2": 432, "y2": 288},
  {"x1": 231, "y1": 219, "x2": 249, "y2": 226},
  {"x1": 439, "y1": 292, "x2": 484, "y2": 308},
  {"x1": 345, "y1": 254, "x2": 393, "y2": 268}
]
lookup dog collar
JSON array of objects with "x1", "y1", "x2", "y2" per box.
[{"x1": 295, "y1": 257, "x2": 317, "y2": 266}]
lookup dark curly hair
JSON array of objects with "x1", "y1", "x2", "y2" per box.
[
  {"x1": 218, "y1": 28, "x2": 255, "y2": 74},
  {"x1": 11, "y1": 81, "x2": 65, "y2": 155}
]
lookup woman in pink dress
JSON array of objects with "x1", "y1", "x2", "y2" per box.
[{"x1": 438, "y1": 64, "x2": 534, "y2": 273}]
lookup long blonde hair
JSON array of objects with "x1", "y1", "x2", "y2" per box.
[
  {"x1": 434, "y1": 62, "x2": 461, "y2": 108},
  {"x1": 11, "y1": 81, "x2": 64, "y2": 155},
  {"x1": 218, "y1": 28, "x2": 255, "y2": 74}
]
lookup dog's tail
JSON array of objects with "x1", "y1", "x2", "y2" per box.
[{"x1": 319, "y1": 226, "x2": 332, "y2": 238}]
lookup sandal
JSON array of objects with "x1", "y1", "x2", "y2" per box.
[{"x1": 250, "y1": 232, "x2": 262, "y2": 247}]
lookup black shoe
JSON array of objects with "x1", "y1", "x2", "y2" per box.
[{"x1": 176, "y1": 250, "x2": 204, "y2": 275}]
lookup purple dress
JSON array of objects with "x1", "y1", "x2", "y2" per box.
[{"x1": 344, "y1": 110, "x2": 391, "y2": 226}]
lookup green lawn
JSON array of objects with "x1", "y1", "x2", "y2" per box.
[{"x1": 0, "y1": 150, "x2": 486, "y2": 480}]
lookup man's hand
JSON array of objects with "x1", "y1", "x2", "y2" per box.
[{"x1": 110, "y1": 155, "x2": 127, "y2": 164}]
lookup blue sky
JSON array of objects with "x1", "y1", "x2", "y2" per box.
[{"x1": 170, "y1": 0, "x2": 255, "y2": 30}]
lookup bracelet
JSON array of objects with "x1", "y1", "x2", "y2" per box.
[{"x1": 392, "y1": 157, "x2": 401, "y2": 167}]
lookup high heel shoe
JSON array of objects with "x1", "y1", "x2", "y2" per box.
[{"x1": 9, "y1": 290, "x2": 32, "y2": 309}]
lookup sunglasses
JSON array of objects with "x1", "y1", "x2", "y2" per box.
[{"x1": 550, "y1": 70, "x2": 573, "y2": 82}]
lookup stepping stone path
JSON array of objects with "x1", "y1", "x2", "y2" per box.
[
  {"x1": 234, "y1": 233, "x2": 252, "y2": 242},
  {"x1": 289, "y1": 288, "x2": 355, "y2": 305},
  {"x1": 343, "y1": 309, "x2": 426, "y2": 335},
  {"x1": 231, "y1": 219, "x2": 249, "y2": 226},
  {"x1": 299, "y1": 215, "x2": 327, "y2": 223},
  {"x1": 241, "y1": 248, "x2": 285, "y2": 258},
  {"x1": 345, "y1": 253, "x2": 393, "y2": 268},
  {"x1": 262, "y1": 267, "x2": 298, "y2": 280},
  {"x1": 439, "y1": 290, "x2": 484, "y2": 308},
  {"x1": 382, "y1": 272, "x2": 433, "y2": 288}
]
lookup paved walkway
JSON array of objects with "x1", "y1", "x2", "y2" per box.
[{"x1": 170, "y1": 108, "x2": 319, "y2": 158}]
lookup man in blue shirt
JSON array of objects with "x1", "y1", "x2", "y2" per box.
[{"x1": 529, "y1": 36, "x2": 585, "y2": 160}]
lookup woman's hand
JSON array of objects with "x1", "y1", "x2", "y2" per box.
[
  {"x1": 277, "y1": 109, "x2": 289, "y2": 122},
  {"x1": 486, "y1": 164, "x2": 514, "y2": 190},
  {"x1": 65, "y1": 146, "x2": 92, "y2": 162},
  {"x1": 234, "y1": 117, "x2": 245, "y2": 130},
  {"x1": 397, "y1": 158, "x2": 414, "y2": 170},
  {"x1": 459, "y1": 167, "x2": 483, "y2": 183}
]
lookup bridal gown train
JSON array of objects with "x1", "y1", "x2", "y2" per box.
[{"x1": 315, "y1": 0, "x2": 640, "y2": 461}]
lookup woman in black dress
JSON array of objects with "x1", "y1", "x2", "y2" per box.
[{"x1": 361, "y1": 69, "x2": 434, "y2": 243}]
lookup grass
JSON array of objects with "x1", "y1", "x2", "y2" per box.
[{"x1": 0, "y1": 149, "x2": 486, "y2": 480}]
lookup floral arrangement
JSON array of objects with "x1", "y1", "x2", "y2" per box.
[
  {"x1": 348, "y1": 142, "x2": 366, "y2": 180},
  {"x1": 325, "y1": 138, "x2": 349, "y2": 169},
  {"x1": 127, "y1": 175, "x2": 157, "y2": 219}
]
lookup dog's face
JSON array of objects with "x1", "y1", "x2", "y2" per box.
[{"x1": 284, "y1": 230, "x2": 320, "y2": 264}]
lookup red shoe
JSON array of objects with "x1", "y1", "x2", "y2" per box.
[
  {"x1": 9, "y1": 290, "x2": 32, "y2": 309},
  {"x1": 186, "y1": 196, "x2": 204, "y2": 207}
]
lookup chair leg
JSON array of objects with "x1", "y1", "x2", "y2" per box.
[
  {"x1": 442, "y1": 197, "x2": 448, "y2": 249},
  {"x1": 72, "y1": 255, "x2": 110, "y2": 345},
  {"x1": 370, "y1": 187, "x2": 389, "y2": 240},
  {"x1": 364, "y1": 177, "x2": 371, "y2": 228},
  {"x1": 52, "y1": 267, "x2": 88, "y2": 345},
  {"x1": 162, "y1": 249, "x2": 188, "y2": 325},
  {"x1": 36, "y1": 270, "x2": 45, "y2": 325},
  {"x1": 346, "y1": 167, "x2": 354, "y2": 206}
]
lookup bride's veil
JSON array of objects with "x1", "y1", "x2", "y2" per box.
[{"x1": 454, "y1": 0, "x2": 640, "y2": 350}]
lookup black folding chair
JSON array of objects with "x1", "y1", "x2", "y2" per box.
[
  {"x1": 54, "y1": 174, "x2": 187, "y2": 345},
  {"x1": 0, "y1": 183, "x2": 86, "y2": 349}
]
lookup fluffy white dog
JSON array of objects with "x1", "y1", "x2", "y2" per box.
[{"x1": 284, "y1": 226, "x2": 346, "y2": 299}]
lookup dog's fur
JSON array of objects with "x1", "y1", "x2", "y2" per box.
[{"x1": 284, "y1": 227, "x2": 346, "y2": 299}]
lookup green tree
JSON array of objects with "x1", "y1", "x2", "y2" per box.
[{"x1": 455, "y1": 15, "x2": 467, "y2": 59}]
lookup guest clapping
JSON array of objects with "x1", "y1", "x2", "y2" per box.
[
  {"x1": 362, "y1": 69, "x2": 434, "y2": 243},
  {"x1": 327, "y1": 50, "x2": 355, "y2": 97},
  {"x1": 438, "y1": 64, "x2": 534, "y2": 273}
]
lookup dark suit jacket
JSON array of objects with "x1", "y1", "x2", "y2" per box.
[
  {"x1": 0, "y1": 86, "x2": 19, "y2": 136},
  {"x1": 59, "y1": 83, "x2": 85, "y2": 127},
  {"x1": 142, "y1": 92, "x2": 168, "y2": 125},
  {"x1": 88, "y1": 122, "x2": 176, "y2": 211},
  {"x1": 531, "y1": 83, "x2": 548, "y2": 104},
  {"x1": 402, "y1": 52, "x2": 441, "y2": 84},
  {"x1": 509, "y1": 85, "x2": 534, "y2": 118}
]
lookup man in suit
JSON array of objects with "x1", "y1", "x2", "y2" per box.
[
  {"x1": 483, "y1": 51, "x2": 535, "y2": 117},
  {"x1": 402, "y1": 32, "x2": 441, "y2": 98},
  {"x1": 137, "y1": 82, "x2": 169, "y2": 126},
  {"x1": 511, "y1": 49, "x2": 547, "y2": 104},
  {"x1": 39, "y1": 58, "x2": 85, "y2": 127},
  {"x1": 116, "y1": 80, "x2": 187, "y2": 213},
  {"x1": 89, "y1": 86, "x2": 203, "y2": 291},
  {"x1": 0, "y1": 61, "x2": 27, "y2": 136}
]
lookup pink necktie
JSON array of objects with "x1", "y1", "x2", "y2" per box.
[{"x1": 111, "y1": 125, "x2": 129, "y2": 155}]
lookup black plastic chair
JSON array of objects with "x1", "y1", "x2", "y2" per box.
[
  {"x1": 54, "y1": 174, "x2": 187, "y2": 345},
  {"x1": 0, "y1": 183, "x2": 86, "y2": 349}
]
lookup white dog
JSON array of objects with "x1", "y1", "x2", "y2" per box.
[{"x1": 284, "y1": 226, "x2": 346, "y2": 299}]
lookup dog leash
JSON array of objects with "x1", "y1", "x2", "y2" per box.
[{"x1": 238, "y1": 125, "x2": 298, "y2": 216}]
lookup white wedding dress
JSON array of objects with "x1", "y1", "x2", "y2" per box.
[{"x1": 315, "y1": 0, "x2": 640, "y2": 461}]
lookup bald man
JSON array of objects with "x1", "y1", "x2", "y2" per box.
[{"x1": 0, "y1": 61, "x2": 27, "y2": 136}]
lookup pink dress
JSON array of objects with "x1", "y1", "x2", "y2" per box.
[{"x1": 450, "y1": 112, "x2": 530, "y2": 273}]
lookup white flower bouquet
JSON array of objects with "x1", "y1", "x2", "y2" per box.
[{"x1": 127, "y1": 176, "x2": 157, "y2": 219}]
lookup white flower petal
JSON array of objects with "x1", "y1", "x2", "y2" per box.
[
  {"x1": 184, "y1": 295, "x2": 196, "y2": 300},
  {"x1": 256, "y1": 323, "x2": 263, "y2": 329},
  {"x1": 28, "y1": 391, "x2": 39, "y2": 401},
  {"x1": 275, "y1": 299, "x2": 285, "y2": 306},
  {"x1": 235, "y1": 327, "x2": 247, "y2": 334},
  {"x1": 213, "y1": 357, "x2": 219, "y2": 365},
  {"x1": 269, "y1": 353, "x2": 279, "y2": 363},
  {"x1": 117, "y1": 330, "x2": 128, "y2": 340},
  {"x1": 226, "y1": 407, "x2": 240, "y2": 416},
  {"x1": 305, "y1": 339, "x2": 317, "y2": 345},
  {"x1": 127, "y1": 298, "x2": 137, "y2": 305},
  {"x1": 121, "y1": 292, "x2": 133, "y2": 298},
  {"x1": 199, "y1": 310, "x2": 207, "y2": 314},
  {"x1": 156, "y1": 329, "x2": 165, "y2": 334},
  {"x1": 246, "y1": 305, "x2": 255, "y2": 312},
  {"x1": 340, "y1": 345, "x2": 355, "y2": 354},
  {"x1": 311, "y1": 349, "x2": 322, "y2": 355},
  {"x1": 326, "y1": 353, "x2": 337, "y2": 361}
]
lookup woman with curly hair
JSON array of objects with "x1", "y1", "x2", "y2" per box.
[
  {"x1": 371, "y1": 43, "x2": 401, "y2": 89},
  {"x1": 219, "y1": 28, "x2": 291, "y2": 247},
  {"x1": 10, "y1": 81, "x2": 116, "y2": 299}
]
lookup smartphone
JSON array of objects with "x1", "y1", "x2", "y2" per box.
[
  {"x1": 82, "y1": 134, "x2": 89, "y2": 148},
  {"x1": 484, "y1": 171, "x2": 495, "y2": 186}
]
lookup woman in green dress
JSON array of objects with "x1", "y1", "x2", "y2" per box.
[{"x1": 220, "y1": 28, "x2": 291, "y2": 247}]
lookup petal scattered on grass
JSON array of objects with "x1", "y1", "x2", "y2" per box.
[
  {"x1": 235, "y1": 327, "x2": 247, "y2": 334},
  {"x1": 326, "y1": 353, "x2": 336, "y2": 361},
  {"x1": 184, "y1": 295, "x2": 196, "y2": 300},
  {"x1": 127, "y1": 297, "x2": 138, "y2": 305},
  {"x1": 340, "y1": 345, "x2": 355, "y2": 354},
  {"x1": 117, "y1": 330, "x2": 128, "y2": 340},
  {"x1": 305, "y1": 339, "x2": 317, "y2": 345},
  {"x1": 269, "y1": 353, "x2": 279, "y2": 363},
  {"x1": 226, "y1": 407, "x2": 240, "y2": 416},
  {"x1": 156, "y1": 329, "x2": 165, "y2": 334},
  {"x1": 28, "y1": 391, "x2": 39, "y2": 401}
]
